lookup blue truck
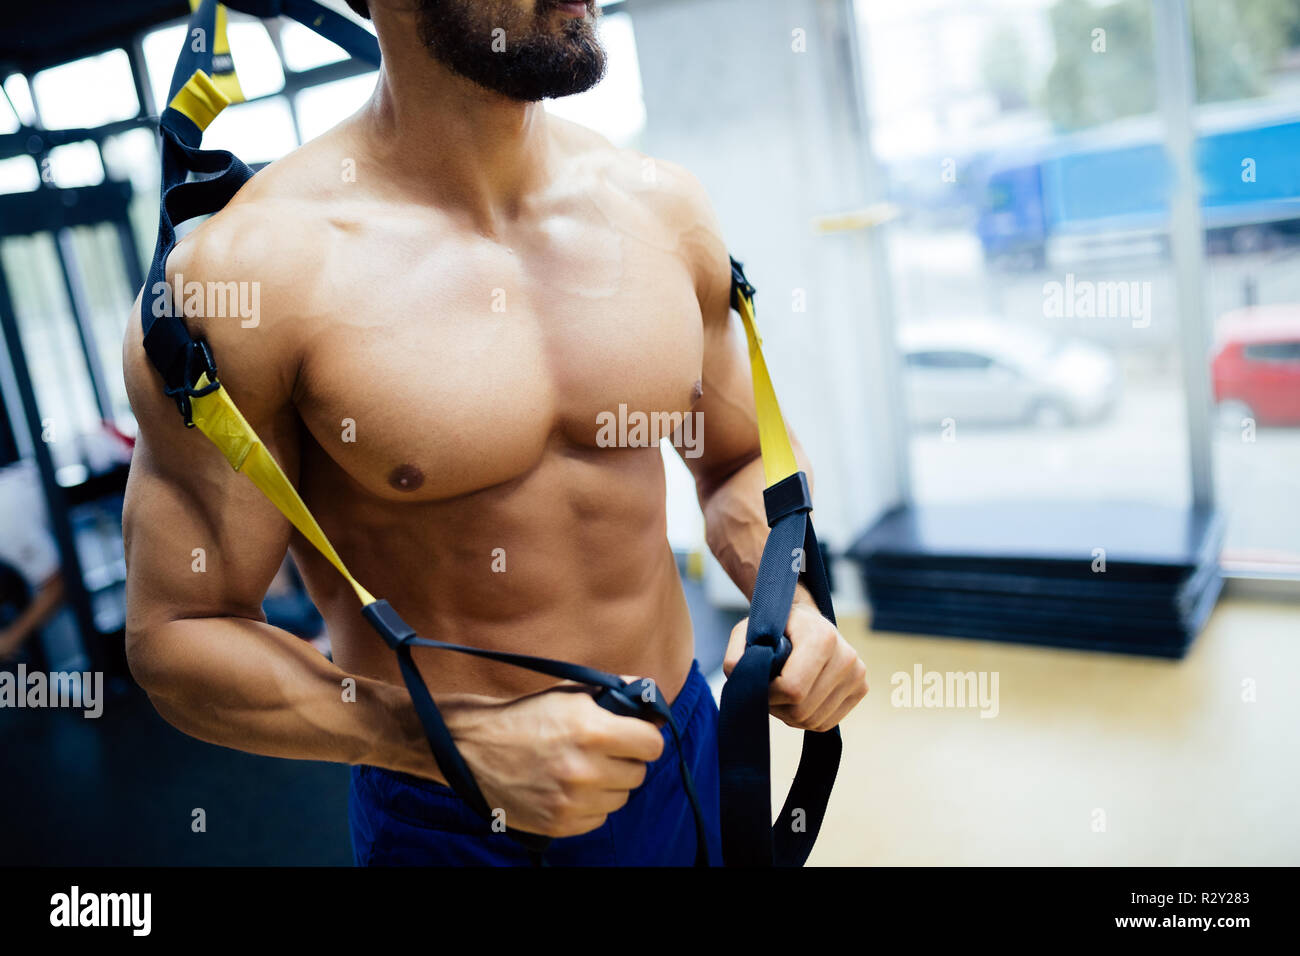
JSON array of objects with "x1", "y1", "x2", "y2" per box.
[{"x1": 975, "y1": 101, "x2": 1300, "y2": 268}]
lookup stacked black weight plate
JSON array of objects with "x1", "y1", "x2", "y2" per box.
[{"x1": 847, "y1": 501, "x2": 1224, "y2": 659}]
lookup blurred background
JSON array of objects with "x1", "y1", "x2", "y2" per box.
[{"x1": 0, "y1": 0, "x2": 1297, "y2": 865}]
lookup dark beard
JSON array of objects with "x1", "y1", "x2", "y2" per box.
[{"x1": 416, "y1": 0, "x2": 607, "y2": 102}]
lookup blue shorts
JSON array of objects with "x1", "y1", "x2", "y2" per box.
[{"x1": 349, "y1": 659, "x2": 723, "y2": 866}]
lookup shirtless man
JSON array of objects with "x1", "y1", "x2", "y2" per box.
[{"x1": 122, "y1": 0, "x2": 868, "y2": 865}]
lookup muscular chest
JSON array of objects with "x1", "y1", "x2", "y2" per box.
[{"x1": 294, "y1": 239, "x2": 703, "y2": 501}]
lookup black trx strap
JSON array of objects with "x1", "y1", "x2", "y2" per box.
[
  {"x1": 362, "y1": 599, "x2": 708, "y2": 864},
  {"x1": 141, "y1": 0, "x2": 840, "y2": 867},
  {"x1": 717, "y1": 454, "x2": 842, "y2": 865}
]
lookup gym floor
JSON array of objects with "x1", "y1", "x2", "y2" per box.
[
  {"x1": 3, "y1": 590, "x2": 1294, "y2": 865},
  {"x1": 792, "y1": 595, "x2": 1300, "y2": 866}
]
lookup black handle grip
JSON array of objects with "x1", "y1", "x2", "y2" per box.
[
  {"x1": 769, "y1": 634, "x2": 793, "y2": 680},
  {"x1": 593, "y1": 684, "x2": 645, "y2": 718}
]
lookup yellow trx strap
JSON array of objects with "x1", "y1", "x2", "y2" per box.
[
  {"x1": 188, "y1": 373, "x2": 376, "y2": 607},
  {"x1": 168, "y1": 69, "x2": 229, "y2": 132},
  {"x1": 184, "y1": 271, "x2": 788, "y2": 612},
  {"x1": 732, "y1": 287, "x2": 799, "y2": 488},
  {"x1": 168, "y1": 1, "x2": 244, "y2": 132},
  {"x1": 188, "y1": 0, "x2": 246, "y2": 105}
]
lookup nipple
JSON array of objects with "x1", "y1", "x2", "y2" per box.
[{"x1": 388, "y1": 464, "x2": 425, "y2": 492}]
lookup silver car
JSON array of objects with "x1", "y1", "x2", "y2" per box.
[{"x1": 899, "y1": 319, "x2": 1120, "y2": 428}]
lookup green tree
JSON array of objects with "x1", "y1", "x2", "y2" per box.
[{"x1": 1041, "y1": 0, "x2": 1300, "y2": 132}]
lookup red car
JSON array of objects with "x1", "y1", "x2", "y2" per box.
[{"x1": 1212, "y1": 306, "x2": 1300, "y2": 427}]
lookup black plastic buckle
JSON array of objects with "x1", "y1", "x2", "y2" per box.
[
  {"x1": 594, "y1": 677, "x2": 667, "y2": 721},
  {"x1": 763, "y1": 472, "x2": 813, "y2": 527},
  {"x1": 361, "y1": 599, "x2": 418, "y2": 650},
  {"x1": 163, "y1": 338, "x2": 221, "y2": 427},
  {"x1": 729, "y1": 255, "x2": 756, "y2": 312}
]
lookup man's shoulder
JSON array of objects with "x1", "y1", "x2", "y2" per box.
[
  {"x1": 551, "y1": 116, "x2": 714, "y2": 225},
  {"x1": 139, "y1": 137, "x2": 363, "y2": 411},
  {"x1": 551, "y1": 116, "x2": 727, "y2": 308},
  {"x1": 167, "y1": 145, "x2": 347, "y2": 290}
]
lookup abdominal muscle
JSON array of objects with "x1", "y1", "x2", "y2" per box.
[{"x1": 292, "y1": 435, "x2": 698, "y2": 707}]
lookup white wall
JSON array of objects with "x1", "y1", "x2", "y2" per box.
[{"x1": 629, "y1": 0, "x2": 904, "y2": 607}]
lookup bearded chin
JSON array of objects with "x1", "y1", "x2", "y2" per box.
[{"x1": 418, "y1": 3, "x2": 608, "y2": 102}]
